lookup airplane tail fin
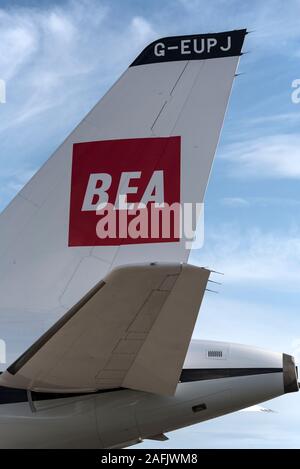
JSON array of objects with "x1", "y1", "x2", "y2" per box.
[{"x1": 0, "y1": 30, "x2": 246, "y2": 322}]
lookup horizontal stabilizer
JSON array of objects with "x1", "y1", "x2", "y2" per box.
[{"x1": 0, "y1": 263, "x2": 210, "y2": 395}]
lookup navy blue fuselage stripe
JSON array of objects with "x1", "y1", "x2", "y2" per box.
[{"x1": 0, "y1": 367, "x2": 282, "y2": 405}]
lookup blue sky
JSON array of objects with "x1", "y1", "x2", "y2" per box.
[{"x1": 1, "y1": 0, "x2": 300, "y2": 448}]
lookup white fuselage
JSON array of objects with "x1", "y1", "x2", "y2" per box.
[{"x1": 0, "y1": 339, "x2": 297, "y2": 448}]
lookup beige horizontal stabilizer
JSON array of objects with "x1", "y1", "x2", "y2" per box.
[{"x1": 0, "y1": 263, "x2": 210, "y2": 396}]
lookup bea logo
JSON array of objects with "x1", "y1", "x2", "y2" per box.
[{"x1": 69, "y1": 136, "x2": 181, "y2": 246}]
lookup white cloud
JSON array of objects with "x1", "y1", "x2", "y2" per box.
[
  {"x1": 249, "y1": 113, "x2": 300, "y2": 125},
  {"x1": 0, "y1": 1, "x2": 158, "y2": 208},
  {"x1": 250, "y1": 197, "x2": 300, "y2": 207},
  {"x1": 0, "y1": 16, "x2": 37, "y2": 81},
  {"x1": 220, "y1": 196, "x2": 300, "y2": 209},
  {"x1": 177, "y1": 0, "x2": 300, "y2": 57},
  {"x1": 193, "y1": 293, "x2": 298, "y2": 352},
  {"x1": 130, "y1": 16, "x2": 156, "y2": 41},
  {"x1": 219, "y1": 196, "x2": 300, "y2": 209},
  {"x1": 0, "y1": 1, "x2": 157, "y2": 134},
  {"x1": 221, "y1": 197, "x2": 250, "y2": 207},
  {"x1": 189, "y1": 225, "x2": 300, "y2": 360},
  {"x1": 192, "y1": 225, "x2": 300, "y2": 292},
  {"x1": 222, "y1": 134, "x2": 300, "y2": 179}
]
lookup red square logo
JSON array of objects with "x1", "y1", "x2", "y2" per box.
[{"x1": 69, "y1": 136, "x2": 181, "y2": 246}]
